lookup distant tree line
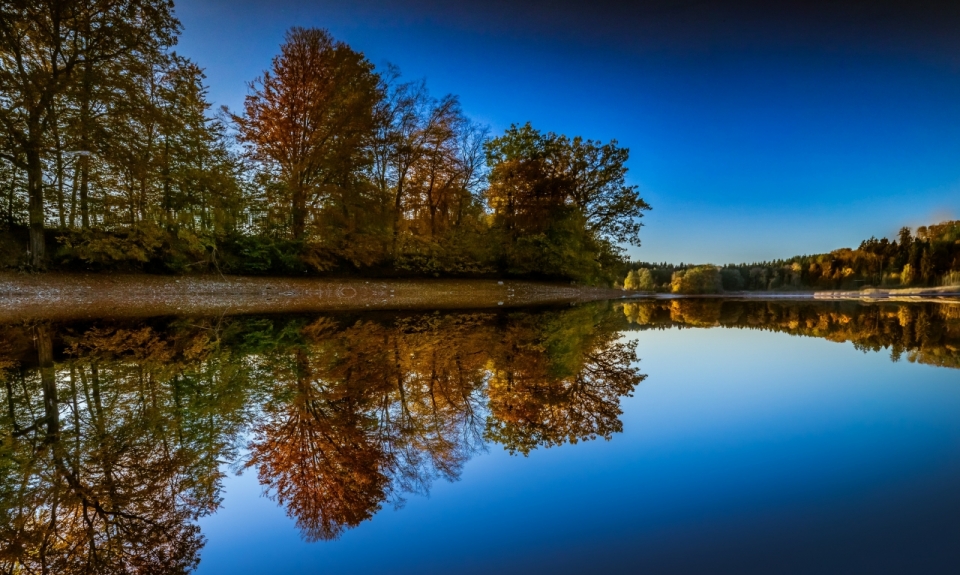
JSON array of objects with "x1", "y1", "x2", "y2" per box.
[
  {"x1": 621, "y1": 221, "x2": 960, "y2": 293},
  {"x1": 0, "y1": 4, "x2": 648, "y2": 284}
]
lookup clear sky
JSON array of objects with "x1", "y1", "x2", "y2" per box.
[{"x1": 174, "y1": 0, "x2": 960, "y2": 264}]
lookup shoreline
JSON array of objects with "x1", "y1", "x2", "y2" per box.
[
  {"x1": 2, "y1": 273, "x2": 958, "y2": 323},
  {"x1": 0, "y1": 273, "x2": 630, "y2": 322}
]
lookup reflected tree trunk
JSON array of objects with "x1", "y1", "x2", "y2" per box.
[{"x1": 36, "y1": 324, "x2": 58, "y2": 442}]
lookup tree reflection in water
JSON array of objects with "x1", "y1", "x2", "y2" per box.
[
  {"x1": 5, "y1": 299, "x2": 955, "y2": 568},
  {"x1": 621, "y1": 299, "x2": 960, "y2": 368},
  {"x1": 0, "y1": 303, "x2": 644, "y2": 569}
]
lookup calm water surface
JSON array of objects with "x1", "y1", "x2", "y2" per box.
[{"x1": 2, "y1": 300, "x2": 959, "y2": 573}]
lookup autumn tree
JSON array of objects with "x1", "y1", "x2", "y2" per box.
[
  {"x1": 671, "y1": 266, "x2": 722, "y2": 294},
  {"x1": 368, "y1": 72, "x2": 490, "y2": 272},
  {"x1": 234, "y1": 27, "x2": 383, "y2": 266},
  {"x1": 484, "y1": 307, "x2": 645, "y2": 455},
  {"x1": 0, "y1": 0, "x2": 179, "y2": 267},
  {"x1": 637, "y1": 267, "x2": 656, "y2": 290}
]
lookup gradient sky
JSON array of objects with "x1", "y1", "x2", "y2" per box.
[{"x1": 175, "y1": 0, "x2": 960, "y2": 264}]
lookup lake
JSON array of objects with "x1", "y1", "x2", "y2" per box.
[{"x1": 2, "y1": 299, "x2": 959, "y2": 573}]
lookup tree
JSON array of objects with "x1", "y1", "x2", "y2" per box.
[
  {"x1": 485, "y1": 123, "x2": 649, "y2": 245},
  {"x1": 901, "y1": 263, "x2": 916, "y2": 286},
  {"x1": 485, "y1": 123, "x2": 649, "y2": 282},
  {"x1": 672, "y1": 266, "x2": 722, "y2": 294},
  {"x1": 624, "y1": 269, "x2": 639, "y2": 290},
  {"x1": 368, "y1": 73, "x2": 490, "y2": 272},
  {"x1": 555, "y1": 133, "x2": 650, "y2": 246},
  {"x1": 720, "y1": 267, "x2": 744, "y2": 291},
  {"x1": 0, "y1": 0, "x2": 179, "y2": 267},
  {"x1": 233, "y1": 27, "x2": 382, "y2": 249},
  {"x1": 485, "y1": 123, "x2": 569, "y2": 237},
  {"x1": 637, "y1": 267, "x2": 656, "y2": 291}
]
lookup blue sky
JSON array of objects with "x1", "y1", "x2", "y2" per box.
[{"x1": 175, "y1": 0, "x2": 960, "y2": 264}]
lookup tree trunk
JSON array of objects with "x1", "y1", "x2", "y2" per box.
[
  {"x1": 6, "y1": 163, "x2": 18, "y2": 226},
  {"x1": 80, "y1": 156, "x2": 89, "y2": 228},
  {"x1": 55, "y1": 144, "x2": 66, "y2": 229},
  {"x1": 69, "y1": 160, "x2": 79, "y2": 227},
  {"x1": 26, "y1": 134, "x2": 46, "y2": 268},
  {"x1": 291, "y1": 186, "x2": 307, "y2": 241},
  {"x1": 36, "y1": 324, "x2": 59, "y2": 442},
  {"x1": 79, "y1": 57, "x2": 92, "y2": 229},
  {"x1": 162, "y1": 138, "x2": 171, "y2": 228},
  {"x1": 392, "y1": 179, "x2": 405, "y2": 255}
]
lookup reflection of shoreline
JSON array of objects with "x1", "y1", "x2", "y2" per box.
[
  {"x1": 0, "y1": 274, "x2": 625, "y2": 322},
  {"x1": 620, "y1": 299, "x2": 960, "y2": 370},
  {"x1": 622, "y1": 290, "x2": 960, "y2": 304}
]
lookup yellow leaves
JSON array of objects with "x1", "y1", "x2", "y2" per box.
[
  {"x1": 67, "y1": 326, "x2": 171, "y2": 361},
  {"x1": 181, "y1": 332, "x2": 214, "y2": 361},
  {"x1": 669, "y1": 299, "x2": 721, "y2": 326},
  {"x1": 57, "y1": 224, "x2": 165, "y2": 266},
  {"x1": 898, "y1": 307, "x2": 914, "y2": 328},
  {"x1": 301, "y1": 317, "x2": 340, "y2": 340},
  {"x1": 671, "y1": 266, "x2": 722, "y2": 294}
]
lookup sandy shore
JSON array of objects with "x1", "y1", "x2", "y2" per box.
[{"x1": 0, "y1": 273, "x2": 636, "y2": 322}]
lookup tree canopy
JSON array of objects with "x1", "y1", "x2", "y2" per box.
[{"x1": 0, "y1": 10, "x2": 649, "y2": 284}]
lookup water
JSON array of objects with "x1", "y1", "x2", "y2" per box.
[{"x1": 2, "y1": 300, "x2": 959, "y2": 573}]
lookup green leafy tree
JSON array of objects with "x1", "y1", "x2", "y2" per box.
[{"x1": 484, "y1": 123, "x2": 649, "y2": 282}]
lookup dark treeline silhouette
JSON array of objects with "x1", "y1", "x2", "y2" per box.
[
  {"x1": 621, "y1": 299, "x2": 960, "y2": 369},
  {"x1": 623, "y1": 221, "x2": 960, "y2": 293},
  {"x1": 0, "y1": 303, "x2": 643, "y2": 569},
  {"x1": 0, "y1": 4, "x2": 648, "y2": 284}
]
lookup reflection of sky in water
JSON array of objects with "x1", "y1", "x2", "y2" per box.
[{"x1": 198, "y1": 327, "x2": 960, "y2": 574}]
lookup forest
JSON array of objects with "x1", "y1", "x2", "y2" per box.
[
  {"x1": 0, "y1": 2, "x2": 648, "y2": 284},
  {"x1": 623, "y1": 220, "x2": 960, "y2": 293}
]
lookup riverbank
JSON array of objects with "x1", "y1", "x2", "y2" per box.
[
  {"x1": 4, "y1": 273, "x2": 958, "y2": 323},
  {"x1": 626, "y1": 286, "x2": 960, "y2": 303},
  {"x1": 0, "y1": 273, "x2": 631, "y2": 322}
]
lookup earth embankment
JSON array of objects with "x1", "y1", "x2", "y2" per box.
[{"x1": 0, "y1": 274, "x2": 631, "y2": 322}]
